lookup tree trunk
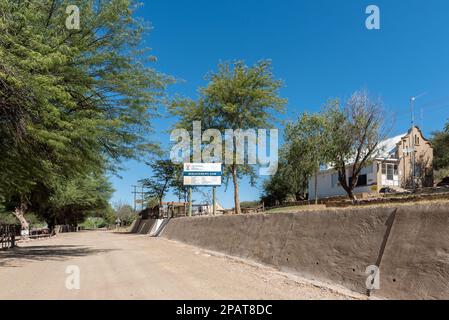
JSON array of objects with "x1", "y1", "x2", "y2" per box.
[
  {"x1": 13, "y1": 202, "x2": 29, "y2": 240},
  {"x1": 338, "y1": 169, "x2": 358, "y2": 202},
  {"x1": 342, "y1": 182, "x2": 357, "y2": 201},
  {"x1": 47, "y1": 221, "x2": 55, "y2": 235},
  {"x1": 347, "y1": 190, "x2": 356, "y2": 201},
  {"x1": 314, "y1": 165, "x2": 319, "y2": 205},
  {"x1": 231, "y1": 165, "x2": 241, "y2": 215}
]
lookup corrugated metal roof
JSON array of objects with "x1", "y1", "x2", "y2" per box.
[
  {"x1": 319, "y1": 132, "x2": 407, "y2": 172},
  {"x1": 375, "y1": 133, "x2": 407, "y2": 158}
]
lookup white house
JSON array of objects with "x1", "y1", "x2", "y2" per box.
[{"x1": 308, "y1": 127, "x2": 434, "y2": 200}]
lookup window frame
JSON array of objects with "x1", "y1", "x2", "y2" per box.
[{"x1": 382, "y1": 163, "x2": 398, "y2": 181}]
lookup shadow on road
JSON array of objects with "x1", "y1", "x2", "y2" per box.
[{"x1": 0, "y1": 245, "x2": 116, "y2": 267}]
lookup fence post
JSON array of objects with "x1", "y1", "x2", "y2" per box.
[{"x1": 11, "y1": 229, "x2": 15, "y2": 248}]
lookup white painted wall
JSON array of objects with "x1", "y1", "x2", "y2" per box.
[{"x1": 308, "y1": 163, "x2": 378, "y2": 200}]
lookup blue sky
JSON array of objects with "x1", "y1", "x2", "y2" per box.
[{"x1": 109, "y1": 0, "x2": 449, "y2": 209}]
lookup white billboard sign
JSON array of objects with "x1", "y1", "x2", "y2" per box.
[{"x1": 183, "y1": 163, "x2": 222, "y2": 186}]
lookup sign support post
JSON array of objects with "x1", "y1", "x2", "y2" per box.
[
  {"x1": 212, "y1": 186, "x2": 216, "y2": 215},
  {"x1": 188, "y1": 186, "x2": 193, "y2": 217},
  {"x1": 183, "y1": 163, "x2": 222, "y2": 218}
]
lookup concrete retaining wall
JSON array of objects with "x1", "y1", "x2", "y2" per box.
[
  {"x1": 128, "y1": 218, "x2": 141, "y2": 234},
  {"x1": 161, "y1": 204, "x2": 449, "y2": 299},
  {"x1": 129, "y1": 218, "x2": 170, "y2": 236},
  {"x1": 128, "y1": 219, "x2": 157, "y2": 235}
]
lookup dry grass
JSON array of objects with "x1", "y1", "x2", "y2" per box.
[
  {"x1": 266, "y1": 204, "x2": 327, "y2": 214},
  {"x1": 265, "y1": 199, "x2": 449, "y2": 214}
]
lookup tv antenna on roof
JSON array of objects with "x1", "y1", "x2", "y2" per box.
[
  {"x1": 410, "y1": 92, "x2": 427, "y2": 127},
  {"x1": 409, "y1": 92, "x2": 427, "y2": 192}
]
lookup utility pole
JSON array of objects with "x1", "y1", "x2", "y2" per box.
[
  {"x1": 132, "y1": 185, "x2": 146, "y2": 212},
  {"x1": 409, "y1": 92, "x2": 426, "y2": 192},
  {"x1": 141, "y1": 185, "x2": 144, "y2": 211},
  {"x1": 410, "y1": 97, "x2": 416, "y2": 192},
  {"x1": 132, "y1": 185, "x2": 137, "y2": 212},
  {"x1": 188, "y1": 187, "x2": 192, "y2": 217}
]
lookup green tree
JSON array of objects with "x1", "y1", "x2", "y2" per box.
[
  {"x1": 431, "y1": 121, "x2": 449, "y2": 183},
  {"x1": 170, "y1": 60, "x2": 286, "y2": 214},
  {"x1": 139, "y1": 159, "x2": 177, "y2": 206},
  {"x1": 284, "y1": 112, "x2": 330, "y2": 204},
  {"x1": 114, "y1": 202, "x2": 137, "y2": 226},
  {"x1": 261, "y1": 161, "x2": 295, "y2": 206},
  {"x1": 27, "y1": 172, "x2": 114, "y2": 231},
  {"x1": 432, "y1": 121, "x2": 449, "y2": 170},
  {"x1": 261, "y1": 145, "x2": 310, "y2": 207},
  {"x1": 0, "y1": 0, "x2": 171, "y2": 228},
  {"x1": 170, "y1": 163, "x2": 190, "y2": 202},
  {"x1": 324, "y1": 91, "x2": 388, "y2": 200}
]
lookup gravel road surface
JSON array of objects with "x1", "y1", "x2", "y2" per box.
[{"x1": 0, "y1": 230, "x2": 363, "y2": 300}]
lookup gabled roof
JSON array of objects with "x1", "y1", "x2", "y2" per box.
[
  {"x1": 319, "y1": 132, "x2": 406, "y2": 173},
  {"x1": 318, "y1": 126, "x2": 431, "y2": 174},
  {"x1": 375, "y1": 133, "x2": 407, "y2": 158}
]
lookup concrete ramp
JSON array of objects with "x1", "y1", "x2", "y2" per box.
[
  {"x1": 160, "y1": 204, "x2": 449, "y2": 299},
  {"x1": 149, "y1": 218, "x2": 171, "y2": 237},
  {"x1": 128, "y1": 219, "x2": 157, "y2": 235},
  {"x1": 128, "y1": 218, "x2": 141, "y2": 234}
]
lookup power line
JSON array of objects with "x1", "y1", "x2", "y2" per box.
[{"x1": 131, "y1": 185, "x2": 146, "y2": 212}]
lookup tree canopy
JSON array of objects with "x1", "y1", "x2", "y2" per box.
[
  {"x1": 169, "y1": 60, "x2": 286, "y2": 214},
  {"x1": 325, "y1": 91, "x2": 388, "y2": 199},
  {"x1": 139, "y1": 159, "x2": 178, "y2": 206},
  {"x1": 270, "y1": 91, "x2": 388, "y2": 202},
  {"x1": 0, "y1": 0, "x2": 171, "y2": 228},
  {"x1": 432, "y1": 121, "x2": 449, "y2": 171}
]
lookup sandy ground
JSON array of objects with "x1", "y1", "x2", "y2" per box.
[{"x1": 0, "y1": 230, "x2": 363, "y2": 300}]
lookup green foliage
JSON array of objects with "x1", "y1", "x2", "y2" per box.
[
  {"x1": 283, "y1": 112, "x2": 331, "y2": 203},
  {"x1": 26, "y1": 172, "x2": 114, "y2": 228},
  {"x1": 170, "y1": 163, "x2": 190, "y2": 202},
  {"x1": 0, "y1": 211, "x2": 44, "y2": 226},
  {"x1": 114, "y1": 203, "x2": 137, "y2": 226},
  {"x1": 79, "y1": 217, "x2": 108, "y2": 229},
  {"x1": 0, "y1": 1, "x2": 170, "y2": 224},
  {"x1": 432, "y1": 122, "x2": 449, "y2": 171},
  {"x1": 263, "y1": 111, "x2": 332, "y2": 206},
  {"x1": 261, "y1": 155, "x2": 308, "y2": 206},
  {"x1": 324, "y1": 91, "x2": 387, "y2": 199},
  {"x1": 169, "y1": 60, "x2": 286, "y2": 213},
  {"x1": 240, "y1": 201, "x2": 261, "y2": 208},
  {"x1": 139, "y1": 159, "x2": 178, "y2": 205},
  {"x1": 276, "y1": 91, "x2": 386, "y2": 201},
  {"x1": 434, "y1": 168, "x2": 449, "y2": 184}
]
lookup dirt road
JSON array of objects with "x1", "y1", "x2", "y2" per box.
[{"x1": 0, "y1": 231, "x2": 361, "y2": 300}]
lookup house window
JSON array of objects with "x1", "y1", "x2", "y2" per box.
[
  {"x1": 415, "y1": 136, "x2": 420, "y2": 145},
  {"x1": 331, "y1": 173, "x2": 338, "y2": 188},
  {"x1": 358, "y1": 174, "x2": 367, "y2": 186},
  {"x1": 387, "y1": 165, "x2": 394, "y2": 181},
  {"x1": 349, "y1": 174, "x2": 367, "y2": 187},
  {"x1": 382, "y1": 163, "x2": 398, "y2": 181}
]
